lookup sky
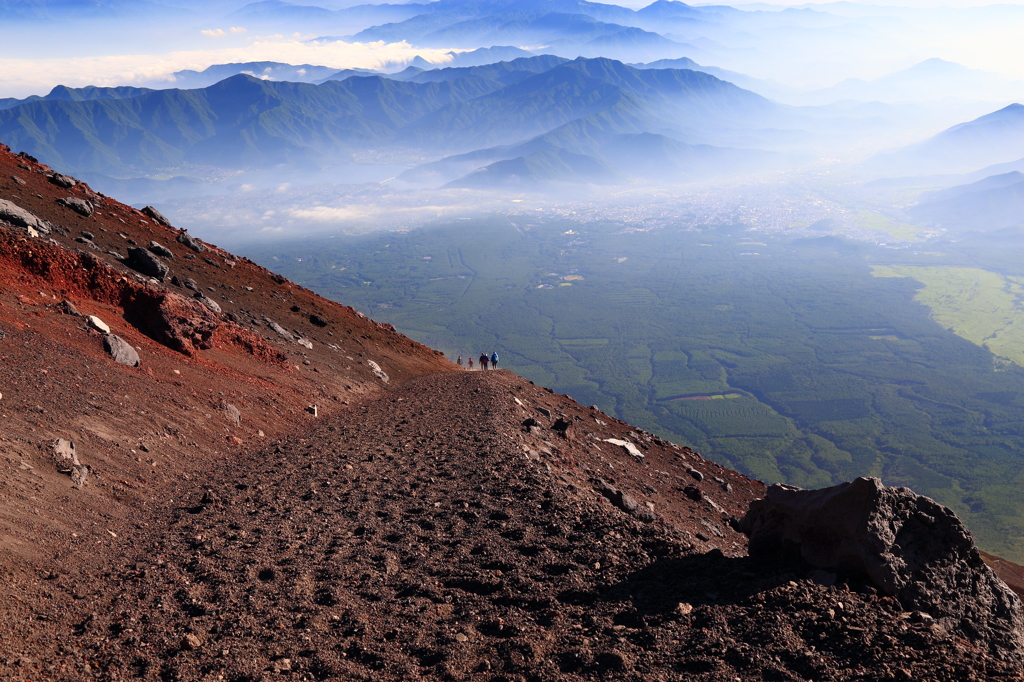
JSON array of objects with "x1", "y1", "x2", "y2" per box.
[{"x1": 1, "y1": 0, "x2": 1024, "y2": 97}]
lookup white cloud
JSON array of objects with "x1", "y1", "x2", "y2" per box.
[
  {"x1": 0, "y1": 38, "x2": 459, "y2": 97},
  {"x1": 288, "y1": 206, "x2": 370, "y2": 222},
  {"x1": 230, "y1": 27, "x2": 247, "y2": 34},
  {"x1": 201, "y1": 29, "x2": 227, "y2": 38}
]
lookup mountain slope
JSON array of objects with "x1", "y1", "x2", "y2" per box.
[
  {"x1": 0, "y1": 74, "x2": 500, "y2": 174},
  {"x1": 870, "y1": 103, "x2": 1024, "y2": 175},
  {"x1": 0, "y1": 84, "x2": 154, "y2": 111},
  {"x1": 445, "y1": 147, "x2": 622, "y2": 187},
  {"x1": 909, "y1": 171, "x2": 1024, "y2": 232},
  {"x1": 1, "y1": 139, "x2": 1023, "y2": 682}
]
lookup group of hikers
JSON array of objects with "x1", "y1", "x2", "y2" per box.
[{"x1": 456, "y1": 352, "x2": 499, "y2": 370}]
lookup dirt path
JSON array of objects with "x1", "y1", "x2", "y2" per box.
[{"x1": 3, "y1": 370, "x2": 1014, "y2": 681}]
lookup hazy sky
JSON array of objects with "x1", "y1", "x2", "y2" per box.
[{"x1": 1, "y1": 0, "x2": 1024, "y2": 97}]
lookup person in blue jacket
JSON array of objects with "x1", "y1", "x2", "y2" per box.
[{"x1": 490, "y1": 351, "x2": 499, "y2": 369}]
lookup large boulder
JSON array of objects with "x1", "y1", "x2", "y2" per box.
[
  {"x1": 140, "y1": 292, "x2": 222, "y2": 355},
  {"x1": 103, "y1": 334, "x2": 140, "y2": 367},
  {"x1": 0, "y1": 199, "x2": 49, "y2": 234},
  {"x1": 57, "y1": 197, "x2": 93, "y2": 217},
  {"x1": 48, "y1": 173, "x2": 77, "y2": 189},
  {"x1": 175, "y1": 230, "x2": 206, "y2": 253},
  {"x1": 739, "y1": 477, "x2": 1024, "y2": 658},
  {"x1": 142, "y1": 205, "x2": 171, "y2": 226},
  {"x1": 127, "y1": 247, "x2": 169, "y2": 281}
]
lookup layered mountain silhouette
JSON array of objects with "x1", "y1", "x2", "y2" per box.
[
  {"x1": 329, "y1": 0, "x2": 704, "y2": 62},
  {"x1": 0, "y1": 84, "x2": 153, "y2": 111},
  {"x1": 0, "y1": 56, "x2": 783, "y2": 186},
  {"x1": 166, "y1": 62, "x2": 343, "y2": 90},
  {"x1": 909, "y1": 170, "x2": 1024, "y2": 232},
  {"x1": 867, "y1": 103, "x2": 1024, "y2": 176},
  {"x1": 802, "y1": 58, "x2": 1024, "y2": 106}
]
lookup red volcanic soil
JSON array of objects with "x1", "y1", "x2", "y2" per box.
[{"x1": 0, "y1": 144, "x2": 1022, "y2": 681}]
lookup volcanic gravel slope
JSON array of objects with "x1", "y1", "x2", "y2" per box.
[
  {"x1": 1, "y1": 144, "x2": 1023, "y2": 681},
  {"x1": 26, "y1": 370, "x2": 1016, "y2": 682}
]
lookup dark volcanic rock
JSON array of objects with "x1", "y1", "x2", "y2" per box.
[
  {"x1": 0, "y1": 199, "x2": 48, "y2": 233},
  {"x1": 141, "y1": 292, "x2": 222, "y2": 355},
  {"x1": 57, "y1": 197, "x2": 93, "y2": 217},
  {"x1": 596, "y1": 478, "x2": 655, "y2": 522},
  {"x1": 739, "y1": 476, "x2": 1024, "y2": 658},
  {"x1": 48, "y1": 173, "x2": 76, "y2": 189},
  {"x1": 127, "y1": 246, "x2": 169, "y2": 280},
  {"x1": 148, "y1": 240, "x2": 173, "y2": 258},
  {"x1": 142, "y1": 205, "x2": 171, "y2": 226},
  {"x1": 175, "y1": 229, "x2": 206, "y2": 253}
]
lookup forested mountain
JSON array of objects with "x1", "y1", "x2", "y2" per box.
[
  {"x1": 0, "y1": 84, "x2": 153, "y2": 111},
  {"x1": 0, "y1": 57, "x2": 781, "y2": 184}
]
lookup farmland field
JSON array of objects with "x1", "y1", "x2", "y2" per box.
[{"x1": 245, "y1": 219, "x2": 1024, "y2": 561}]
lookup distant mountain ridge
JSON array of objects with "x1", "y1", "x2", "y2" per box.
[
  {"x1": 909, "y1": 170, "x2": 1024, "y2": 232},
  {"x1": 0, "y1": 56, "x2": 782, "y2": 187},
  {"x1": 867, "y1": 103, "x2": 1024, "y2": 176},
  {"x1": 0, "y1": 84, "x2": 153, "y2": 111}
]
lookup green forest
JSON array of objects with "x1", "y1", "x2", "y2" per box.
[{"x1": 244, "y1": 218, "x2": 1024, "y2": 562}]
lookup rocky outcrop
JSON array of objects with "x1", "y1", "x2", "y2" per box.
[
  {"x1": 739, "y1": 477, "x2": 1024, "y2": 658},
  {"x1": 140, "y1": 292, "x2": 223, "y2": 355}
]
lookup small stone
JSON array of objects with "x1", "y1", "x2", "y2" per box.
[
  {"x1": 271, "y1": 658, "x2": 291, "y2": 673},
  {"x1": 687, "y1": 468, "x2": 704, "y2": 482},
  {"x1": 181, "y1": 633, "x2": 202, "y2": 651},
  {"x1": 193, "y1": 294, "x2": 221, "y2": 313},
  {"x1": 53, "y1": 438, "x2": 80, "y2": 472},
  {"x1": 71, "y1": 464, "x2": 89, "y2": 488},
  {"x1": 104, "y1": 334, "x2": 141, "y2": 367},
  {"x1": 225, "y1": 404, "x2": 241, "y2": 425},
  {"x1": 86, "y1": 315, "x2": 110, "y2": 334},
  {"x1": 455, "y1": 633, "x2": 468, "y2": 643},
  {"x1": 675, "y1": 602, "x2": 693, "y2": 615}
]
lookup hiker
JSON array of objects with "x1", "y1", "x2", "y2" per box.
[
  {"x1": 479, "y1": 352, "x2": 489, "y2": 370},
  {"x1": 457, "y1": 355, "x2": 463, "y2": 367},
  {"x1": 468, "y1": 357, "x2": 474, "y2": 370},
  {"x1": 491, "y1": 351, "x2": 499, "y2": 369}
]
